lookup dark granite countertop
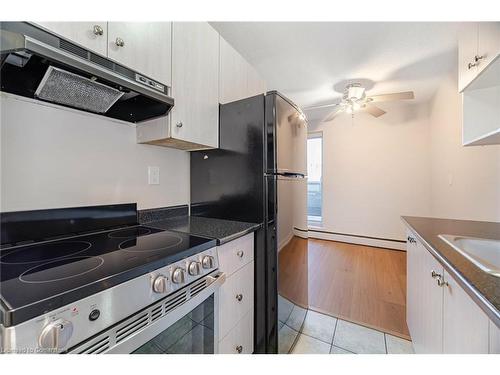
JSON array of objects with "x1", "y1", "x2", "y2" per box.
[
  {"x1": 143, "y1": 215, "x2": 261, "y2": 245},
  {"x1": 402, "y1": 216, "x2": 500, "y2": 327}
]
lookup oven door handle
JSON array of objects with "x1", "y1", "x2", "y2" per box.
[{"x1": 205, "y1": 271, "x2": 226, "y2": 291}]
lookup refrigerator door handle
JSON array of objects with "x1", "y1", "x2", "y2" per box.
[{"x1": 265, "y1": 172, "x2": 306, "y2": 179}]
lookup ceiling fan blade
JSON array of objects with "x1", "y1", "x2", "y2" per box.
[
  {"x1": 368, "y1": 91, "x2": 415, "y2": 103},
  {"x1": 322, "y1": 107, "x2": 344, "y2": 122},
  {"x1": 304, "y1": 102, "x2": 341, "y2": 111},
  {"x1": 363, "y1": 104, "x2": 386, "y2": 117}
]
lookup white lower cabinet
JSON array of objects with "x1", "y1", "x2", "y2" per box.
[
  {"x1": 406, "y1": 230, "x2": 443, "y2": 353},
  {"x1": 443, "y1": 269, "x2": 489, "y2": 353},
  {"x1": 406, "y1": 228, "x2": 499, "y2": 353},
  {"x1": 219, "y1": 309, "x2": 254, "y2": 354},
  {"x1": 217, "y1": 233, "x2": 254, "y2": 354},
  {"x1": 219, "y1": 260, "x2": 254, "y2": 339},
  {"x1": 490, "y1": 320, "x2": 500, "y2": 354}
]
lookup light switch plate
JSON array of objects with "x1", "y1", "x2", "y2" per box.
[{"x1": 148, "y1": 166, "x2": 160, "y2": 185}]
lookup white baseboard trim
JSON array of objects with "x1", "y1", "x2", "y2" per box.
[
  {"x1": 278, "y1": 231, "x2": 294, "y2": 252},
  {"x1": 308, "y1": 230, "x2": 406, "y2": 251}
]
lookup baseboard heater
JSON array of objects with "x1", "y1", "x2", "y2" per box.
[{"x1": 295, "y1": 227, "x2": 407, "y2": 251}]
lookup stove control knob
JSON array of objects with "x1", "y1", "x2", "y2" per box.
[
  {"x1": 39, "y1": 319, "x2": 74, "y2": 351},
  {"x1": 201, "y1": 255, "x2": 215, "y2": 270},
  {"x1": 188, "y1": 261, "x2": 201, "y2": 276},
  {"x1": 152, "y1": 274, "x2": 168, "y2": 293},
  {"x1": 172, "y1": 267, "x2": 186, "y2": 284}
]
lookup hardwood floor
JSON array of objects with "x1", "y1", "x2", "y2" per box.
[{"x1": 278, "y1": 236, "x2": 410, "y2": 339}]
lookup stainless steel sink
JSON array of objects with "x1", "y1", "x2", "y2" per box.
[{"x1": 439, "y1": 234, "x2": 500, "y2": 277}]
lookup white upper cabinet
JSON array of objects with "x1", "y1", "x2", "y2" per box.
[
  {"x1": 34, "y1": 22, "x2": 108, "y2": 56},
  {"x1": 477, "y1": 22, "x2": 500, "y2": 77},
  {"x1": 459, "y1": 22, "x2": 500, "y2": 146},
  {"x1": 219, "y1": 36, "x2": 267, "y2": 104},
  {"x1": 107, "y1": 22, "x2": 172, "y2": 86},
  {"x1": 246, "y1": 64, "x2": 267, "y2": 97},
  {"x1": 170, "y1": 22, "x2": 220, "y2": 149},
  {"x1": 458, "y1": 23, "x2": 479, "y2": 93},
  {"x1": 458, "y1": 22, "x2": 500, "y2": 92},
  {"x1": 219, "y1": 37, "x2": 249, "y2": 104}
]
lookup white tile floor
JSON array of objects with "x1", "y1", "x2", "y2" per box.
[{"x1": 278, "y1": 295, "x2": 415, "y2": 354}]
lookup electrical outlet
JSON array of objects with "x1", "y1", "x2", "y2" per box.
[{"x1": 148, "y1": 166, "x2": 160, "y2": 185}]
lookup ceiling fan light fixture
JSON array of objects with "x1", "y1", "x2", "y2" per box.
[{"x1": 347, "y1": 84, "x2": 366, "y2": 101}]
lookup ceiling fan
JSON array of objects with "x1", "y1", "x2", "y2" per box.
[{"x1": 305, "y1": 83, "x2": 415, "y2": 122}]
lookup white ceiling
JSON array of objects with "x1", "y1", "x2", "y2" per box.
[{"x1": 211, "y1": 22, "x2": 461, "y2": 120}]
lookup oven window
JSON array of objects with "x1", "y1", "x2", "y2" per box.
[{"x1": 132, "y1": 294, "x2": 214, "y2": 354}]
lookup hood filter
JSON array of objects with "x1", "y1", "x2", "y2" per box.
[{"x1": 35, "y1": 66, "x2": 124, "y2": 113}]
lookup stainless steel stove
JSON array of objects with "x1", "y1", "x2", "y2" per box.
[{"x1": 0, "y1": 203, "x2": 225, "y2": 354}]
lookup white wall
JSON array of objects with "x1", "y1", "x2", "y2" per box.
[
  {"x1": 308, "y1": 102, "x2": 432, "y2": 243},
  {"x1": 0, "y1": 94, "x2": 190, "y2": 212},
  {"x1": 429, "y1": 76, "x2": 500, "y2": 221}
]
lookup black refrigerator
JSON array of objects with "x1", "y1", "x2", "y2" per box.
[{"x1": 190, "y1": 91, "x2": 308, "y2": 353}]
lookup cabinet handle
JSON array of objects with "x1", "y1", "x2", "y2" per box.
[
  {"x1": 176, "y1": 122, "x2": 183, "y2": 128},
  {"x1": 93, "y1": 25, "x2": 104, "y2": 36},
  {"x1": 474, "y1": 55, "x2": 484, "y2": 62},
  {"x1": 431, "y1": 270, "x2": 448, "y2": 287},
  {"x1": 235, "y1": 294, "x2": 243, "y2": 302},
  {"x1": 437, "y1": 278, "x2": 448, "y2": 287},
  {"x1": 468, "y1": 62, "x2": 477, "y2": 70},
  {"x1": 236, "y1": 345, "x2": 243, "y2": 353},
  {"x1": 236, "y1": 250, "x2": 244, "y2": 258},
  {"x1": 115, "y1": 37, "x2": 125, "y2": 47}
]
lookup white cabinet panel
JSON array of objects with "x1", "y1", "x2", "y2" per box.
[
  {"x1": 419, "y1": 243, "x2": 444, "y2": 354},
  {"x1": 217, "y1": 233, "x2": 254, "y2": 277},
  {"x1": 458, "y1": 23, "x2": 479, "y2": 92},
  {"x1": 219, "y1": 37, "x2": 248, "y2": 104},
  {"x1": 246, "y1": 63, "x2": 266, "y2": 97},
  {"x1": 219, "y1": 36, "x2": 266, "y2": 104},
  {"x1": 490, "y1": 320, "x2": 500, "y2": 354},
  {"x1": 405, "y1": 231, "x2": 420, "y2": 348},
  {"x1": 477, "y1": 22, "x2": 500, "y2": 77},
  {"x1": 443, "y1": 270, "x2": 489, "y2": 353},
  {"x1": 107, "y1": 22, "x2": 172, "y2": 85},
  {"x1": 218, "y1": 309, "x2": 253, "y2": 354},
  {"x1": 171, "y1": 22, "x2": 219, "y2": 149},
  {"x1": 34, "y1": 22, "x2": 108, "y2": 56},
  {"x1": 219, "y1": 260, "x2": 254, "y2": 339}
]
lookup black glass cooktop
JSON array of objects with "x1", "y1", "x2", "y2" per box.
[{"x1": 0, "y1": 225, "x2": 216, "y2": 326}]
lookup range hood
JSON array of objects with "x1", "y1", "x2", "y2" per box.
[{"x1": 0, "y1": 22, "x2": 174, "y2": 123}]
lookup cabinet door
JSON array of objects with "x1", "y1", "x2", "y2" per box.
[
  {"x1": 34, "y1": 22, "x2": 108, "y2": 56},
  {"x1": 218, "y1": 309, "x2": 254, "y2": 354},
  {"x1": 458, "y1": 22, "x2": 479, "y2": 92},
  {"x1": 219, "y1": 36, "x2": 248, "y2": 104},
  {"x1": 443, "y1": 270, "x2": 489, "y2": 353},
  {"x1": 171, "y1": 22, "x2": 219, "y2": 148},
  {"x1": 477, "y1": 22, "x2": 500, "y2": 77},
  {"x1": 419, "y1": 246, "x2": 444, "y2": 353},
  {"x1": 107, "y1": 22, "x2": 172, "y2": 86}
]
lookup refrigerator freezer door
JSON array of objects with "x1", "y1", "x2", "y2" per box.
[{"x1": 275, "y1": 94, "x2": 308, "y2": 178}]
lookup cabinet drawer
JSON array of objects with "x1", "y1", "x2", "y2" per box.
[
  {"x1": 218, "y1": 309, "x2": 253, "y2": 354},
  {"x1": 217, "y1": 233, "x2": 254, "y2": 276},
  {"x1": 219, "y1": 260, "x2": 254, "y2": 339}
]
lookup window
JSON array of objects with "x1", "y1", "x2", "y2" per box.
[{"x1": 307, "y1": 133, "x2": 323, "y2": 225}]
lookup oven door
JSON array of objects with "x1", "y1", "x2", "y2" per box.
[{"x1": 69, "y1": 272, "x2": 225, "y2": 354}]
